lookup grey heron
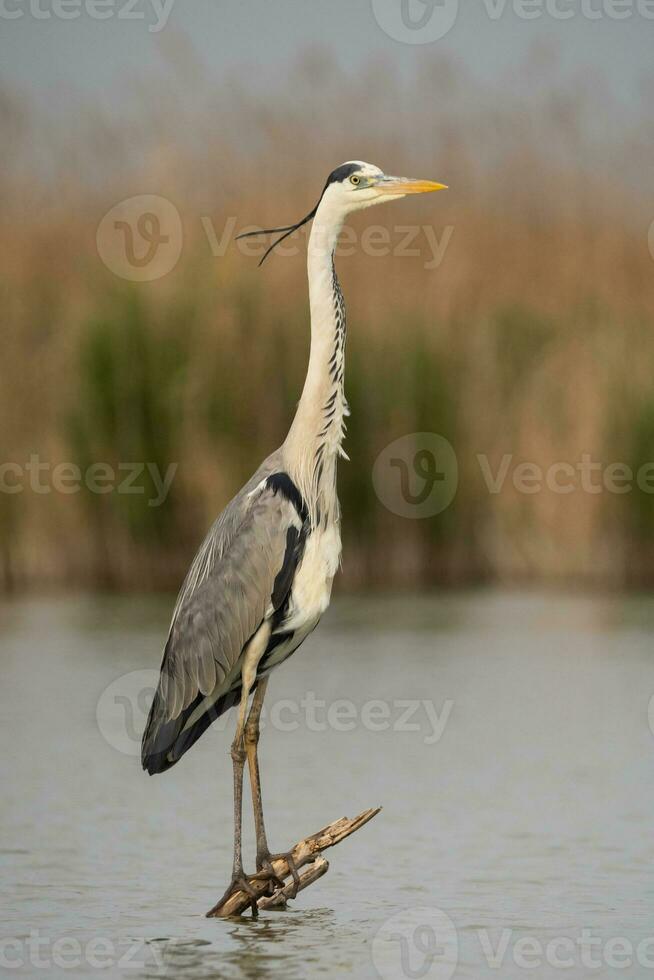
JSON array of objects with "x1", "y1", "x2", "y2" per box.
[{"x1": 141, "y1": 161, "x2": 447, "y2": 914}]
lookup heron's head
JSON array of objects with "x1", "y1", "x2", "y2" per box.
[
  {"x1": 321, "y1": 160, "x2": 447, "y2": 214},
  {"x1": 237, "y1": 160, "x2": 447, "y2": 265}
]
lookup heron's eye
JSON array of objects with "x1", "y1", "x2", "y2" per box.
[{"x1": 349, "y1": 174, "x2": 361, "y2": 186}]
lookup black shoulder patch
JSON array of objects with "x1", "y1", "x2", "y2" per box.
[
  {"x1": 326, "y1": 162, "x2": 361, "y2": 186},
  {"x1": 266, "y1": 472, "x2": 309, "y2": 524},
  {"x1": 271, "y1": 526, "x2": 301, "y2": 610}
]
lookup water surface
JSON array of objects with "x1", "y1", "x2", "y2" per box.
[{"x1": 2, "y1": 592, "x2": 654, "y2": 978}]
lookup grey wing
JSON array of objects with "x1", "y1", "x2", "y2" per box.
[{"x1": 141, "y1": 462, "x2": 305, "y2": 773}]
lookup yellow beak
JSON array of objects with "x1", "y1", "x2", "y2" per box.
[{"x1": 375, "y1": 176, "x2": 448, "y2": 196}]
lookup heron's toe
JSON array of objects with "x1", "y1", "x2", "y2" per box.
[
  {"x1": 207, "y1": 872, "x2": 260, "y2": 918},
  {"x1": 257, "y1": 849, "x2": 301, "y2": 900},
  {"x1": 254, "y1": 858, "x2": 285, "y2": 892}
]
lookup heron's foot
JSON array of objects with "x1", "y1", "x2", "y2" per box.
[
  {"x1": 253, "y1": 858, "x2": 286, "y2": 894},
  {"x1": 209, "y1": 871, "x2": 260, "y2": 918},
  {"x1": 256, "y1": 848, "x2": 301, "y2": 900}
]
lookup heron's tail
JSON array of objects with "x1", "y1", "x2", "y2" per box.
[{"x1": 141, "y1": 681, "x2": 241, "y2": 775}]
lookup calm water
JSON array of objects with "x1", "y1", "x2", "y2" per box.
[{"x1": 2, "y1": 592, "x2": 654, "y2": 979}]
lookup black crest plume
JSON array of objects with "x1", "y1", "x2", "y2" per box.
[
  {"x1": 235, "y1": 164, "x2": 361, "y2": 266},
  {"x1": 235, "y1": 203, "x2": 320, "y2": 266}
]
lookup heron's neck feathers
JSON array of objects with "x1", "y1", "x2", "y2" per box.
[{"x1": 283, "y1": 201, "x2": 349, "y2": 526}]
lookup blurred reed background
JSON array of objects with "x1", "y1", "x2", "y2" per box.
[{"x1": 2, "y1": 45, "x2": 654, "y2": 594}]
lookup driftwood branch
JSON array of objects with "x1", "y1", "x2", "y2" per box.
[
  {"x1": 258, "y1": 856, "x2": 329, "y2": 910},
  {"x1": 206, "y1": 807, "x2": 381, "y2": 918}
]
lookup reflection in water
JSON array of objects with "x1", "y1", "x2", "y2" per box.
[
  {"x1": 138, "y1": 909, "x2": 350, "y2": 979},
  {"x1": 2, "y1": 593, "x2": 654, "y2": 979}
]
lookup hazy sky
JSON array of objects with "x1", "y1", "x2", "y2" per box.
[{"x1": 1, "y1": 0, "x2": 651, "y2": 118}]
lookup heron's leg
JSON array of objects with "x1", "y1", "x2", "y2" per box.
[
  {"x1": 244, "y1": 679, "x2": 301, "y2": 899},
  {"x1": 213, "y1": 680, "x2": 260, "y2": 916},
  {"x1": 244, "y1": 679, "x2": 278, "y2": 881},
  {"x1": 213, "y1": 624, "x2": 274, "y2": 915},
  {"x1": 230, "y1": 712, "x2": 248, "y2": 878}
]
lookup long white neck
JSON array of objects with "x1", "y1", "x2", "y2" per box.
[{"x1": 282, "y1": 197, "x2": 349, "y2": 526}]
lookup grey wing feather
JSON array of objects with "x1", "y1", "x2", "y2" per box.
[{"x1": 148, "y1": 453, "x2": 300, "y2": 725}]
